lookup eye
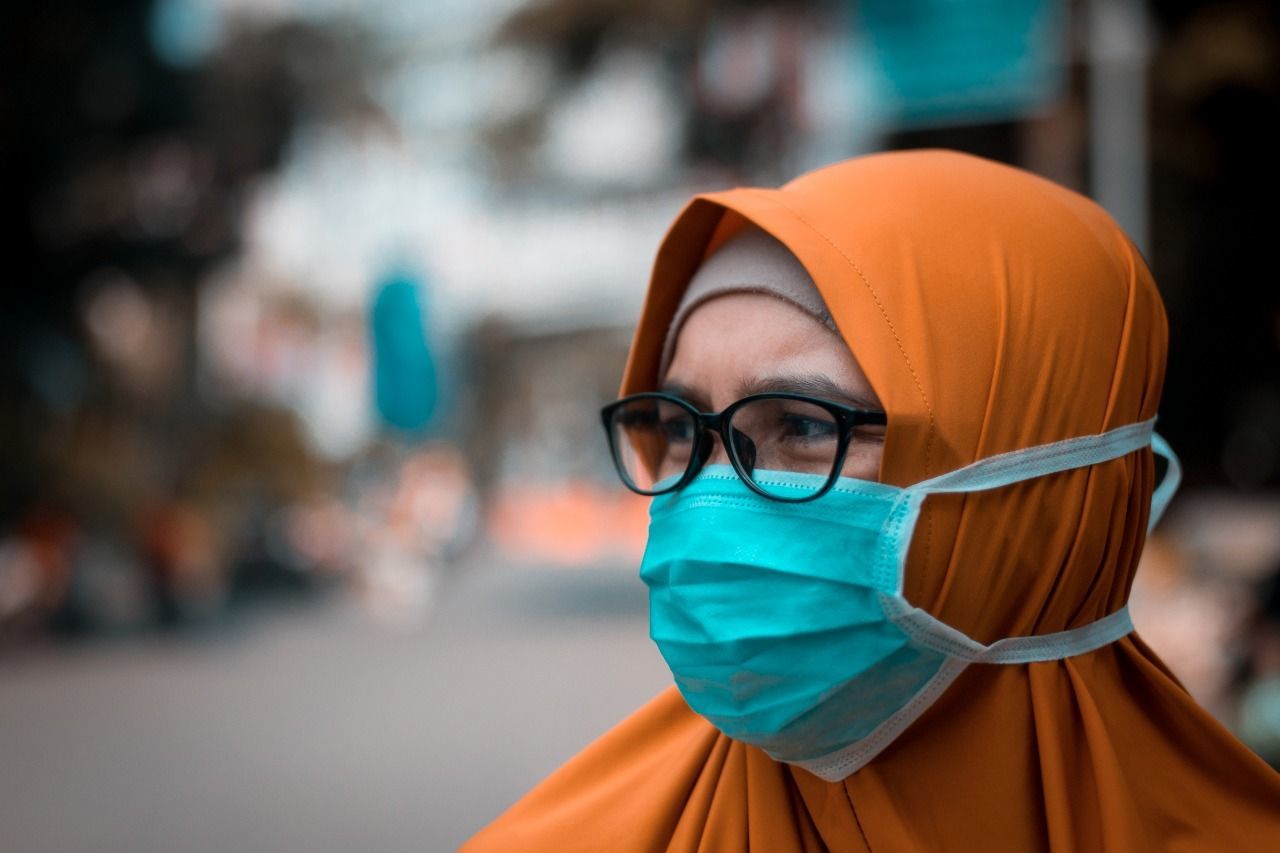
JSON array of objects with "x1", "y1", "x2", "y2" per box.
[
  {"x1": 617, "y1": 409, "x2": 658, "y2": 430},
  {"x1": 780, "y1": 412, "x2": 838, "y2": 440},
  {"x1": 661, "y1": 416, "x2": 695, "y2": 443}
]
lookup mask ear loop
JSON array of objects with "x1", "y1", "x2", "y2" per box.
[{"x1": 1148, "y1": 433, "x2": 1181, "y2": 532}]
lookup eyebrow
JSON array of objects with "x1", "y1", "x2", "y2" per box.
[
  {"x1": 737, "y1": 374, "x2": 883, "y2": 412},
  {"x1": 658, "y1": 381, "x2": 710, "y2": 410},
  {"x1": 659, "y1": 374, "x2": 883, "y2": 413}
]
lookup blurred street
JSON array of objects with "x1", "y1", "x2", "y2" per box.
[{"x1": 0, "y1": 559, "x2": 670, "y2": 853}]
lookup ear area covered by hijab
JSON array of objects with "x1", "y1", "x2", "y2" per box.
[{"x1": 464, "y1": 150, "x2": 1280, "y2": 853}]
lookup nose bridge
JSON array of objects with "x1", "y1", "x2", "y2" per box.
[
  {"x1": 697, "y1": 410, "x2": 761, "y2": 478},
  {"x1": 701, "y1": 424, "x2": 732, "y2": 465},
  {"x1": 696, "y1": 411, "x2": 732, "y2": 465}
]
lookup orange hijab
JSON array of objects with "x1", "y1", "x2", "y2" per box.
[{"x1": 463, "y1": 151, "x2": 1280, "y2": 851}]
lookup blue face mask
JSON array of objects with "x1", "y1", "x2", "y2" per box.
[{"x1": 640, "y1": 419, "x2": 1180, "y2": 781}]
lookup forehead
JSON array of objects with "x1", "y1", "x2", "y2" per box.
[{"x1": 663, "y1": 293, "x2": 879, "y2": 409}]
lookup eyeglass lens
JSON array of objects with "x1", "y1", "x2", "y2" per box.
[
  {"x1": 609, "y1": 397, "x2": 699, "y2": 492},
  {"x1": 609, "y1": 396, "x2": 844, "y2": 498}
]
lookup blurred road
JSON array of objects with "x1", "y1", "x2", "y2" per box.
[{"x1": 0, "y1": 561, "x2": 670, "y2": 853}]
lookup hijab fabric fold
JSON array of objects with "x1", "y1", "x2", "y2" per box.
[{"x1": 464, "y1": 150, "x2": 1280, "y2": 852}]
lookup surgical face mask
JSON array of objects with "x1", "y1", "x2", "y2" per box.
[{"x1": 640, "y1": 420, "x2": 1180, "y2": 781}]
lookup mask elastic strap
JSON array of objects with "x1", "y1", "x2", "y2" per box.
[
  {"x1": 878, "y1": 418, "x2": 1178, "y2": 594},
  {"x1": 879, "y1": 593, "x2": 1135, "y2": 664},
  {"x1": 907, "y1": 417, "x2": 1156, "y2": 497},
  {"x1": 1149, "y1": 432, "x2": 1181, "y2": 532},
  {"x1": 790, "y1": 601, "x2": 1137, "y2": 782}
]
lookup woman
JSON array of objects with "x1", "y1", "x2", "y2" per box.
[{"x1": 463, "y1": 151, "x2": 1280, "y2": 850}]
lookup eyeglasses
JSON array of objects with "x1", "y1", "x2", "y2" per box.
[{"x1": 600, "y1": 392, "x2": 888, "y2": 502}]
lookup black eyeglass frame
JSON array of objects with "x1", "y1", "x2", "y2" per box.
[{"x1": 600, "y1": 391, "x2": 888, "y2": 503}]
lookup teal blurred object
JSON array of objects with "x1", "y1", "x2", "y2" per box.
[
  {"x1": 858, "y1": 0, "x2": 1067, "y2": 127},
  {"x1": 149, "y1": 0, "x2": 222, "y2": 68},
  {"x1": 370, "y1": 268, "x2": 438, "y2": 435},
  {"x1": 1240, "y1": 676, "x2": 1280, "y2": 769}
]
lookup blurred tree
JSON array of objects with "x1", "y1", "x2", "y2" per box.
[{"x1": 0, "y1": 1, "x2": 382, "y2": 521}]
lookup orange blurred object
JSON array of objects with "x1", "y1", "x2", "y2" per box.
[{"x1": 488, "y1": 482, "x2": 649, "y2": 567}]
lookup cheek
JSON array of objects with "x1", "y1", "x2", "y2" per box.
[{"x1": 839, "y1": 443, "x2": 883, "y2": 482}]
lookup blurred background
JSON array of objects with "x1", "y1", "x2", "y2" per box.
[{"x1": 1, "y1": 0, "x2": 1278, "y2": 850}]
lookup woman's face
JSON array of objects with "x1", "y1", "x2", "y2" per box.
[{"x1": 661, "y1": 292, "x2": 886, "y2": 482}]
